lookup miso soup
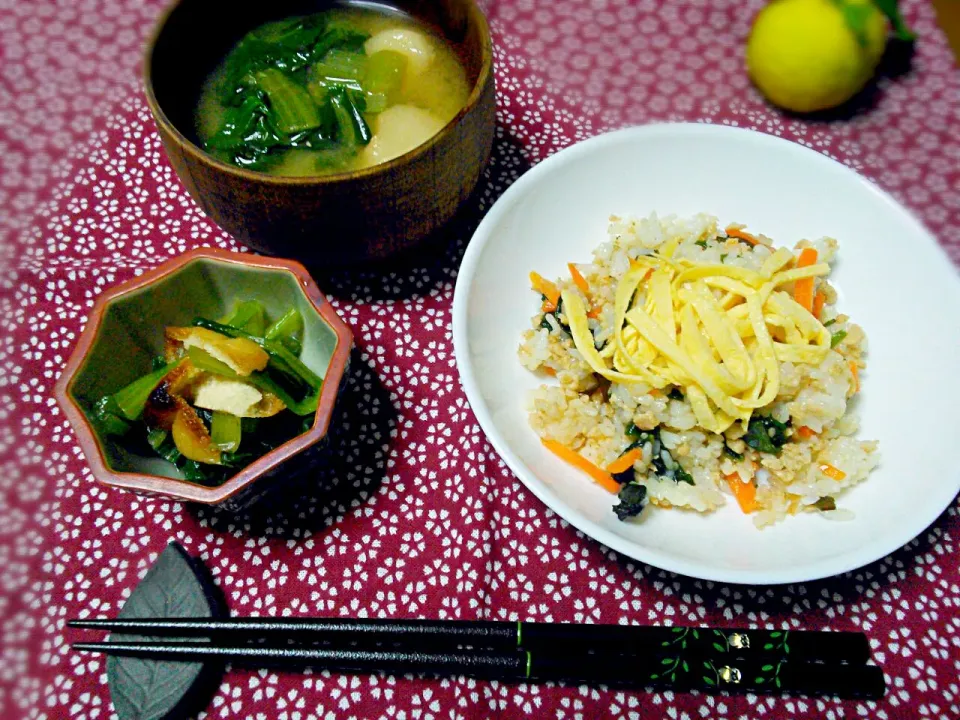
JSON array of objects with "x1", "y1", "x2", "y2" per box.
[{"x1": 195, "y1": 5, "x2": 470, "y2": 177}]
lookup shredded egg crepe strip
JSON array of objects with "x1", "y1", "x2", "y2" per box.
[{"x1": 562, "y1": 246, "x2": 833, "y2": 433}]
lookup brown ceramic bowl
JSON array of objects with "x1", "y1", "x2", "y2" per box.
[
  {"x1": 144, "y1": 0, "x2": 496, "y2": 266},
  {"x1": 53, "y1": 248, "x2": 353, "y2": 508}
]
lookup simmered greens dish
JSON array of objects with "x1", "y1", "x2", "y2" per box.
[
  {"x1": 196, "y1": 6, "x2": 469, "y2": 176},
  {"x1": 95, "y1": 302, "x2": 322, "y2": 485}
]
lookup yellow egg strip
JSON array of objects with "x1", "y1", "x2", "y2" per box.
[
  {"x1": 772, "y1": 342, "x2": 831, "y2": 363},
  {"x1": 685, "y1": 384, "x2": 736, "y2": 433},
  {"x1": 683, "y1": 282, "x2": 756, "y2": 389},
  {"x1": 717, "y1": 291, "x2": 739, "y2": 311},
  {"x1": 678, "y1": 305, "x2": 744, "y2": 396},
  {"x1": 659, "y1": 235, "x2": 685, "y2": 259},
  {"x1": 704, "y1": 276, "x2": 753, "y2": 296},
  {"x1": 730, "y1": 293, "x2": 780, "y2": 410},
  {"x1": 562, "y1": 289, "x2": 661, "y2": 386},
  {"x1": 673, "y1": 264, "x2": 765, "y2": 290},
  {"x1": 614, "y1": 272, "x2": 662, "y2": 377},
  {"x1": 614, "y1": 265, "x2": 654, "y2": 362},
  {"x1": 540, "y1": 233, "x2": 838, "y2": 437},
  {"x1": 783, "y1": 319, "x2": 804, "y2": 345},
  {"x1": 705, "y1": 276, "x2": 776, "y2": 307},
  {"x1": 766, "y1": 291, "x2": 831, "y2": 345},
  {"x1": 624, "y1": 306, "x2": 743, "y2": 418},
  {"x1": 646, "y1": 267, "x2": 677, "y2": 342},
  {"x1": 770, "y1": 263, "x2": 831, "y2": 287},
  {"x1": 760, "y1": 247, "x2": 795, "y2": 277}
]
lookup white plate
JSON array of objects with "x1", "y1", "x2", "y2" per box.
[{"x1": 453, "y1": 123, "x2": 960, "y2": 584}]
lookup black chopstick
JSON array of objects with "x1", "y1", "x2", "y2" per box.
[
  {"x1": 68, "y1": 618, "x2": 869, "y2": 664},
  {"x1": 71, "y1": 640, "x2": 885, "y2": 699}
]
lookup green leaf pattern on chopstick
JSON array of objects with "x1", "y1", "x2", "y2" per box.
[
  {"x1": 753, "y1": 660, "x2": 785, "y2": 688},
  {"x1": 761, "y1": 629, "x2": 790, "y2": 654},
  {"x1": 660, "y1": 626, "x2": 700, "y2": 650},
  {"x1": 710, "y1": 629, "x2": 731, "y2": 654},
  {"x1": 702, "y1": 659, "x2": 721, "y2": 687},
  {"x1": 646, "y1": 654, "x2": 693, "y2": 683}
]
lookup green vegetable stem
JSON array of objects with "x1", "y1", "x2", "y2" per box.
[
  {"x1": 265, "y1": 307, "x2": 305, "y2": 356},
  {"x1": 211, "y1": 411, "x2": 242, "y2": 453},
  {"x1": 110, "y1": 359, "x2": 182, "y2": 421},
  {"x1": 220, "y1": 300, "x2": 268, "y2": 336}
]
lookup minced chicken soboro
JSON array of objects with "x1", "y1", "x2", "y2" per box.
[{"x1": 518, "y1": 212, "x2": 878, "y2": 528}]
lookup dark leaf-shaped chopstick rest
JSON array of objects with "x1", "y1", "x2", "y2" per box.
[{"x1": 106, "y1": 542, "x2": 223, "y2": 720}]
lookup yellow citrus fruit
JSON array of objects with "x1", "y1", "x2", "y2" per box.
[{"x1": 746, "y1": 0, "x2": 888, "y2": 113}]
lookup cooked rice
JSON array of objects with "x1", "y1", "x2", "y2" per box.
[{"x1": 518, "y1": 212, "x2": 879, "y2": 528}]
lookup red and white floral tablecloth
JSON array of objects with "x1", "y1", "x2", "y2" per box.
[{"x1": 2, "y1": 1, "x2": 959, "y2": 718}]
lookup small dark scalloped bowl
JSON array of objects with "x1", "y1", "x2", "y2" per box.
[{"x1": 53, "y1": 248, "x2": 353, "y2": 508}]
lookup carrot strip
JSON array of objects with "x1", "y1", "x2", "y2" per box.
[
  {"x1": 819, "y1": 463, "x2": 847, "y2": 481},
  {"x1": 812, "y1": 290, "x2": 826, "y2": 320},
  {"x1": 568, "y1": 263, "x2": 590, "y2": 295},
  {"x1": 530, "y1": 271, "x2": 560, "y2": 310},
  {"x1": 607, "y1": 448, "x2": 642, "y2": 474},
  {"x1": 587, "y1": 306, "x2": 602, "y2": 319},
  {"x1": 725, "y1": 227, "x2": 763, "y2": 246},
  {"x1": 542, "y1": 367, "x2": 556, "y2": 377},
  {"x1": 793, "y1": 247, "x2": 818, "y2": 313},
  {"x1": 796, "y1": 247, "x2": 819, "y2": 266},
  {"x1": 796, "y1": 425, "x2": 816, "y2": 440},
  {"x1": 849, "y1": 361, "x2": 859, "y2": 393},
  {"x1": 725, "y1": 472, "x2": 758, "y2": 513},
  {"x1": 541, "y1": 438, "x2": 621, "y2": 493}
]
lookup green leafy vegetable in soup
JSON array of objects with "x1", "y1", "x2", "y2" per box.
[
  {"x1": 196, "y1": 7, "x2": 469, "y2": 176},
  {"x1": 94, "y1": 302, "x2": 321, "y2": 486}
]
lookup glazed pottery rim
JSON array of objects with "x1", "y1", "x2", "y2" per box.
[
  {"x1": 53, "y1": 247, "x2": 354, "y2": 505},
  {"x1": 143, "y1": 0, "x2": 494, "y2": 185}
]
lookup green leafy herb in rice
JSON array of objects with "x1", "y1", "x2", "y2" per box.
[
  {"x1": 695, "y1": 239, "x2": 708, "y2": 249},
  {"x1": 611, "y1": 468, "x2": 635, "y2": 485},
  {"x1": 673, "y1": 464, "x2": 695, "y2": 486},
  {"x1": 625, "y1": 422, "x2": 649, "y2": 444},
  {"x1": 723, "y1": 444, "x2": 744, "y2": 461},
  {"x1": 613, "y1": 482, "x2": 647, "y2": 520},
  {"x1": 813, "y1": 496, "x2": 836, "y2": 511},
  {"x1": 823, "y1": 318, "x2": 837, "y2": 327},
  {"x1": 540, "y1": 296, "x2": 571, "y2": 335},
  {"x1": 624, "y1": 425, "x2": 696, "y2": 489},
  {"x1": 744, "y1": 415, "x2": 790, "y2": 455},
  {"x1": 830, "y1": 330, "x2": 847, "y2": 348}
]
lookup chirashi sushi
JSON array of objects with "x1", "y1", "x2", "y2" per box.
[{"x1": 518, "y1": 212, "x2": 879, "y2": 528}]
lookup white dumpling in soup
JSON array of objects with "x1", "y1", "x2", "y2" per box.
[
  {"x1": 364, "y1": 28, "x2": 435, "y2": 76},
  {"x1": 363, "y1": 105, "x2": 445, "y2": 165}
]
